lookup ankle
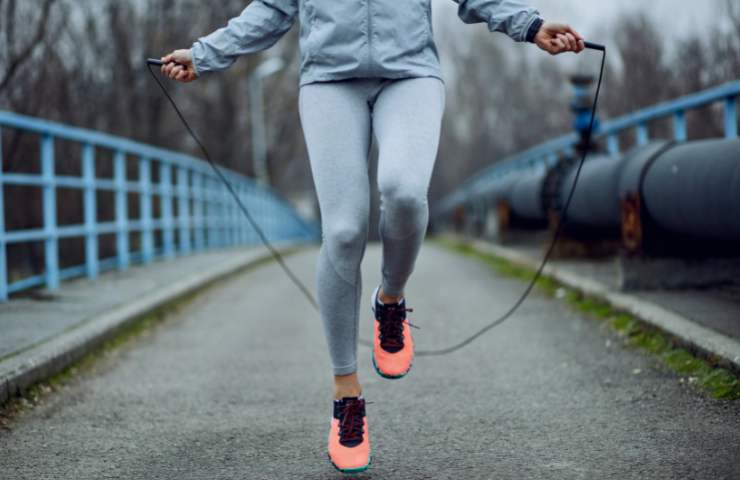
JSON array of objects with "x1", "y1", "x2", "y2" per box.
[
  {"x1": 335, "y1": 386, "x2": 363, "y2": 400},
  {"x1": 334, "y1": 373, "x2": 363, "y2": 400},
  {"x1": 379, "y1": 287, "x2": 403, "y2": 304}
]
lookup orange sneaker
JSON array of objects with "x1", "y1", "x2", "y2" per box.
[
  {"x1": 328, "y1": 396, "x2": 371, "y2": 474},
  {"x1": 371, "y1": 284, "x2": 415, "y2": 379}
]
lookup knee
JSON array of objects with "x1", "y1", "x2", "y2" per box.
[
  {"x1": 324, "y1": 221, "x2": 367, "y2": 253},
  {"x1": 380, "y1": 181, "x2": 428, "y2": 214}
]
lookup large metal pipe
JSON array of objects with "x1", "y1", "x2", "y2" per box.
[
  {"x1": 555, "y1": 153, "x2": 621, "y2": 229},
  {"x1": 617, "y1": 141, "x2": 673, "y2": 199},
  {"x1": 641, "y1": 138, "x2": 740, "y2": 240},
  {"x1": 617, "y1": 141, "x2": 675, "y2": 251},
  {"x1": 509, "y1": 168, "x2": 548, "y2": 222},
  {"x1": 471, "y1": 174, "x2": 518, "y2": 207}
]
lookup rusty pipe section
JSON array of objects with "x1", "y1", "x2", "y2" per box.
[{"x1": 475, "y1": 138, "x2": 740, "y2": 255}]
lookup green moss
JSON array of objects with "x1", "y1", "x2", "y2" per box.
[
  {"x1": 535, "y1": 276, "x2": 559, "y2": 297},
  {"x1": 699, "y1": 370, "x2": 740, "y2": 399},
  {"x1": 662, "y1": 349, "x2": 708, "y2": 375},
  {"x1": 630, "y1": 330, "x2": 669, "y2": 354},
  {"x1": 433, "y1": 236, "x2": 740, "y2": 401},
  {"x1": 576, "y1": 297, "x2": 613, "y2": 319}
]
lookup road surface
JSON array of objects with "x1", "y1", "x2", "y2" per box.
[{"x1": 1, "y1": 243, "x2": 739, "y2": 479}]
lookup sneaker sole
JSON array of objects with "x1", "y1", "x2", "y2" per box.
[
  {"x1": 372, "y1": 353, "x2": 412, "y2": 380},
  {"x1": 328, "y1": 453, "x2": 372, "y2": 474}
]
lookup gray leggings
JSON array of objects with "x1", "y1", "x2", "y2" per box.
[{"x1": 298, "y1": 76, "x2": 446, "y2": 376}]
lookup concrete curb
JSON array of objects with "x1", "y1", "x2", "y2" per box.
[
  {"x1": 0, "y1": 244, "x2": 309, "y2": 406},
  {"x1": 444, "y1": 235, "x2": 740, "y2": 374}
]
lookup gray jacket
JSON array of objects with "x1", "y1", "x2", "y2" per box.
[{"x1": 191, "y1": 0, "x2": 541, "y2": 86}]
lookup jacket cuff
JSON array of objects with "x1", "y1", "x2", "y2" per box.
[
  {"x1": 525, "y1": 17, "x2": 544, "y2": 43},
  {"x1": 190, "y1": 42, "x2": 205, "y2": 77}
]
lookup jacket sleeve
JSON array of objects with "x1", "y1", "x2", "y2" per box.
[
  {"x1": 191, "y1": 0, "x2": 298, "y2": 75},
  {"x1": 451, "y1": 0, "x2": 541, "y2": 42}
]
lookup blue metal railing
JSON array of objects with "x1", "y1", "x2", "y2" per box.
[
  {"x1": 435, "y1": 80, "x2": 740, "y2": 216},
  {"x1": 0, "y1": 111, "x2": 319, "y2": 301}
]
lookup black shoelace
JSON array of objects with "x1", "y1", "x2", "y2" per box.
[
  {"x1": 376, "y1": 302, "x2": 417, "y2": 353},
  {"x1": 336, "y1": 399, "x2": 366, "y2": 447}
]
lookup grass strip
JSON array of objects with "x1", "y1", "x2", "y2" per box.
[{"x1": 434, "y1": 237, "x2": 740, "y2": 400}]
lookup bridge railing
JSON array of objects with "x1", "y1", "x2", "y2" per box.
[
  {"x1": 435, "y1": 80, "x2": 740, "y2": 216},
  {"x1": 0, "y1": 111, "x2": 319, "y2": 301}
]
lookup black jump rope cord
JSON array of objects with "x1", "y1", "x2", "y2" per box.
[
  {"x1": 146, "y1": 44, "x2": 605, "y2": 357},
  {"x1": 146, "y1": 65, "x2": 320, "y2": 312}
]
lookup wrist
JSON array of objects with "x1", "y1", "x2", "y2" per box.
[{"x1": 526, "y1": 17, "x2": 544, "y2": 43}]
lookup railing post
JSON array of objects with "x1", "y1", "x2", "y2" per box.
[
  {"x1": 177, "y1": 166, "x2": 191, "y2": 255},
  {"x1": 0, "y1": 126, "x2": 7, "y2": 301},
  {"x1": 673, "y1": 110, "x2": 687, "y2": 142},
  {"x1": 139, "y1": 157, "x2": 154, "y2": 264},
  {"x1": 636, "y1": 123, "x2": 649, "y2": 146},
  {"x1": 244, "y1": 185, "x2": 252, "y2": 244},
  {"x1": 227, "y1": 177, "x2": 236, "y2": 246},
  {"x1": 192, "y1": 172, "x2": 205, "y2": 251},
  {"x1": 607, "y1": 134, "x2": 620, "y2": 155},
  {"x1": 725, "y1": 96, "x2": 738, "y2": 138},
  {"x1": 260, "y1": 189, "x2": 272, "y2": 240},
  {"x1": 238, "y1": 185, "x2": 246, "y2": 245},
  {"x1": 82, "y1": 144, "x2": 98, "y2": 278},
  {"x1": 221, "y1": 180, "x2": 229, "y2": 247},
  {"x1": 208, "y1": 178, "x2": 217, "y2": 247},
  {"x1": 218, "y1": 180, "x2": 227, "y2": 247},
  {"x1": 159, "y1": 162, "x2": 175, "y2": 259},
  {"x1": 219, "y1": 182, "x2": 228, "y2": 247},
  {"x1": 205, "y1": 177, "x2": 215, "y2": 248},
  {"x1": 114, "y1": 151, "x2": 130, "y2": 270},
  {"x1": 253, "y1": 189, "x2": 263, "y2": 242},
  {"x1": 41, "y1": 134, "x2": 59, "y2": 290}
]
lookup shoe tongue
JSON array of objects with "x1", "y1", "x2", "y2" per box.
[
  {"x1": 334, "y1": 396, "x2": 365, "y2": 419},
  {"x1": 379, "y1": 299, "x2": 405, "y2": 310}
]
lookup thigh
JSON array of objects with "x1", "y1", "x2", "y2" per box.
[
  {"x1": 372, "y1": 77, "x2": 446, "y2": 192},
  {"x1": 299, "y1": 82, "x2": 373, "y2": 225}
]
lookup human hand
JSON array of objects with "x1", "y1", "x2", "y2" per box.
[
  {"x1": 534, "y1": 22, "x2": 585, "y2": 55},
  {"x1": 161, "y1": 49, "x2": 198, "y2": 82}
]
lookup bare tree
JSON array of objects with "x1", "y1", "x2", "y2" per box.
[{"x1": 0, "y1": 0, "x2": 59, "y2": 93}]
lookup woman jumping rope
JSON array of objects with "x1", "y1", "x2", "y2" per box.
[{"x1": 158, "y1": 0, "x2": 584, "y2": 473}]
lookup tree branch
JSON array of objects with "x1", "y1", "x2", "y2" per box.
[{"x1": 0, "y1": 0, "x2": 57, "y2": 93}]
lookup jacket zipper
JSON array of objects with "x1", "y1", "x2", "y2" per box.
[{"x1": 366, "y1": 0, "x2": 373, "y2": 74}]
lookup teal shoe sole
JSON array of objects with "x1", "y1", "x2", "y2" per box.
[{"x1": 329, "y1": 453, "x2": 372, "y2": 474}]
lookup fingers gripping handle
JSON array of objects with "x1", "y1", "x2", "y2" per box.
[{"x1": 147, "y1": 58, "x2": 190, "y2": 68}]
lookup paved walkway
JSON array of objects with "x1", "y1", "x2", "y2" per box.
[
  {"x1": 1, "y1": 243, "x2": 739, "y2": 479},
  {"x1": 0, "y1": 248, "x2": 267, "y2": 361}
]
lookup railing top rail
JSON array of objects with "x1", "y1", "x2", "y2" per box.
[
  {"x1": 598, "y1": 80, "x2": 740, "y2": 134},
  {"x1": 437, "y1": 80, "x2": 740, "y2": 212},
  {"x1": 0, "y1": 110, "x2": 261, "y2": 188},
  {"x1": 466, "y1": 133, "x2": 578, "y2": 184}
]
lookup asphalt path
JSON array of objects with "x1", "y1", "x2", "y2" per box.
[{"x1": 2, "y1": 243, "x2": 739, "y2": 479}]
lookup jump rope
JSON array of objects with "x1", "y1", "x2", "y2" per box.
[{"x1": 146, "y1": 41, "x2": 605, "y2": 357}]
